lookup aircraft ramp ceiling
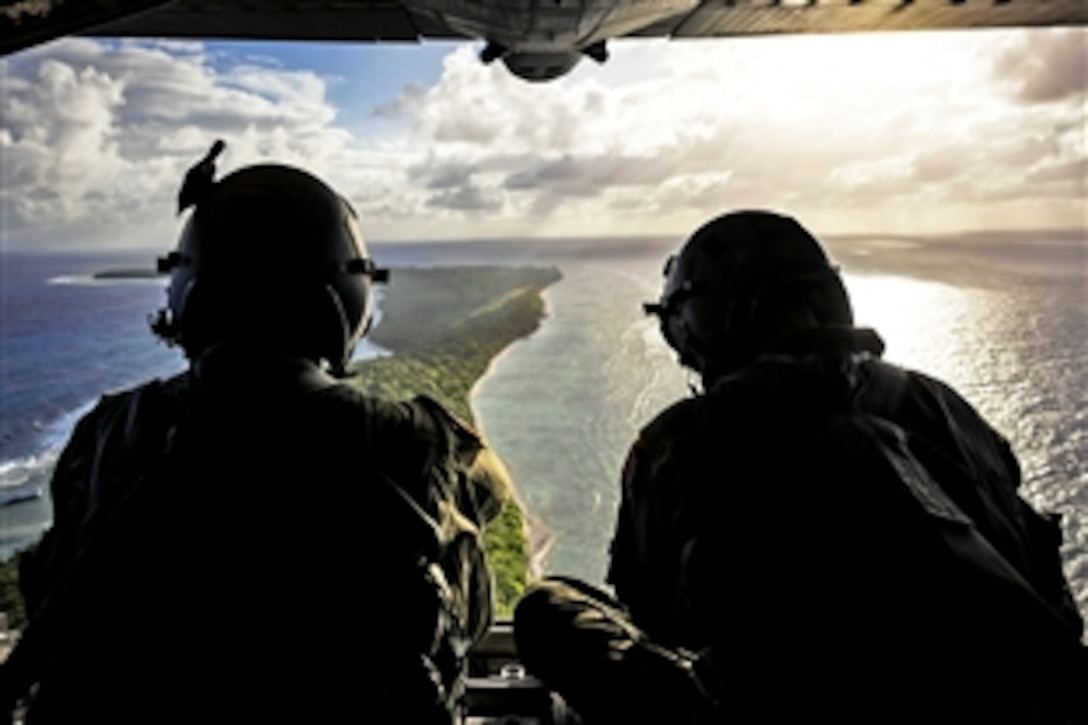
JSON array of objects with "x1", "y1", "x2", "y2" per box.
[{"x1": 3, "y1": 0, "x2": 1086, "y2": 59}]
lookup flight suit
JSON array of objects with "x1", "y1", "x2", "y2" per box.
[
  {"x1": 5, "y1": 345, "x2": 512, "y2": 723},
  {"x1": 517, "y1": 326, "x2": 1085, "y2": 724}
]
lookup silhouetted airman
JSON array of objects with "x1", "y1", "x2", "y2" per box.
[
  {"x1": 515, "y1": 210, "x2": 1086, "y2": 724},
  {"x1": 2, "y1": 143, "x2": 512, "y2": 723}
]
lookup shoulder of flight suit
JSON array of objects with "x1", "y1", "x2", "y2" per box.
[
  {"x1": 50, "y1": 376, "x2": 187, "y2": 528},
  {"x1": 315, "y1": 385, "x2": 512, "y2": 526},
  {"x1": 22, "y1": 374, "x2": 186, "y2": 614},
  {"x1": 633, "y1": 396, "x2": 707, "y2": 464},
  {"x1": 868, "y1": 360, "x2": 1022, "y2": 495},
  {"x1": 609, "y1": 395, "x2": 711, "y2": 631}
]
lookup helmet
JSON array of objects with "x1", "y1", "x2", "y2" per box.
[
  {"x1": 152, "y1": 155, "x2": 388, "y2": 374},
  {"x1": 644, "y1": 210, "x2": 851, "y2": 379}
]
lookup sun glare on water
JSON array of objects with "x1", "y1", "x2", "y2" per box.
[{"x1": 845, "y1": 273, "x2": 996, "y2": 387}]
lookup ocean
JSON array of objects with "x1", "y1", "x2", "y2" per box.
[{"x1": 0, "y1": 234, "x2": 1085, "y2": 633}]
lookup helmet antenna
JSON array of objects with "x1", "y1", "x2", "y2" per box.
[{"x1": 177, "y1": 139, "x2": 226, "y2": 214}]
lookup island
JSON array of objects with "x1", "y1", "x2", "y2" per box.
[
  {"x1": 351, "y1": 265, "x2": 562, "y2": 616},
  {"x1": 92, "y1": 268, "x2": 164, "y2": 279},
  {"x1": 0, "y1": 264, "x2": 562, "y2": 628}
]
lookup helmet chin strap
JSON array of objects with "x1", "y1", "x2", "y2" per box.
[
  {"x1": 323, "y1": 282, "x2": 355, "y2": 378},
  {"x1": 680, "y1": 337, "x2": 709, "y2": 378}
]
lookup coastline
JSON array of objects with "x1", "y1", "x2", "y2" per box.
[
  {"x1": 352, "y1": 264, "x2": 563, "y2": 615},
  {"x1": 0, "y1": 263, "x2": 564, "y2": 628},
  {"x1": 467, "y1": 286, "x2": 558, "y2": 582}
]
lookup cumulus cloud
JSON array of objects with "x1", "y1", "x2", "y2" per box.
[
  {"x1": 407, "y1": 157, "x2": 481, "y2": 189},
  {"x1": 370, "y1": 82, "x2": 426, "y2": 120},
  {"x1": 502, "y1": 153, "x2": 670, "y2": 194},
  {"x1": 2, "y1": 38, "x2": 365, "y2": 248},
  {"x1": 425, "y1": 184, "x2": 506, "y2": 212},
  {"x1": 2, "y1": 28, "x2": 1085, "y2": 248},
  {"x1": 391, "y1": 30, "x2": 1086, "y2": 236},
  {"x1": 990, "y1": 28, "x2": 1087, "y2": 104}
]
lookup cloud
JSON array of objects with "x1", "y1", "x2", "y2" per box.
[
  {"x1": 407, "y1": 157, "x2": 481, "y2": 189},
  {"x1": 409, "y1": 47, "x2": 621, "y2": 155},
  {"x1": 502, "y1": 153, "x2": 670, "y2": 194},
  {"x1": 1, "y1": 38, "x2": 364, "y2": 248},
  {"x1": 2, "y1": 29, "x2": 1085, "y2": 248},
  {"x1": 392, "y1": 30, "x2": 1086, "y2": 236},
  {"x1": 990, "y1": 29, "x2": 1087, "y2": 104},
  {"x1": 425, "y1": 185, "x2": 506, "y2": 212},
  {"x1": 1024, "y1": 159, "x2": 1086, "y2": 194},
  {"x1": 369, "y1": 82, "x2": 426, "y2": 120},
  {"x1": 2, "y1": 55, "x2": 127, "y2": 227}
]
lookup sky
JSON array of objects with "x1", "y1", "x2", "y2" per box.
[{"x1": 0, "y1": 27, "x2": 1085, "y2": 250}]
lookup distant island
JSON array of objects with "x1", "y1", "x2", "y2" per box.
[
  {"x1": 93, "y1": 268, "x2": 163, "y2": 279},
  {"x1": 0, "y1": 264, "x2": 562, "y2": 628}
]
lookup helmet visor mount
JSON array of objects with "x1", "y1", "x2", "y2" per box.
[{"x1": 643, "y1": 254, "x2": 710, "y2": 372}]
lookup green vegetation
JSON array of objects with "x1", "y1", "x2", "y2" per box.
[
  {"x1": 0, "y1": 555, "x2": 25, "y2": 629},
  {"x1": 349, "y1": 265, "x2": 562, "y2": 617}
]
